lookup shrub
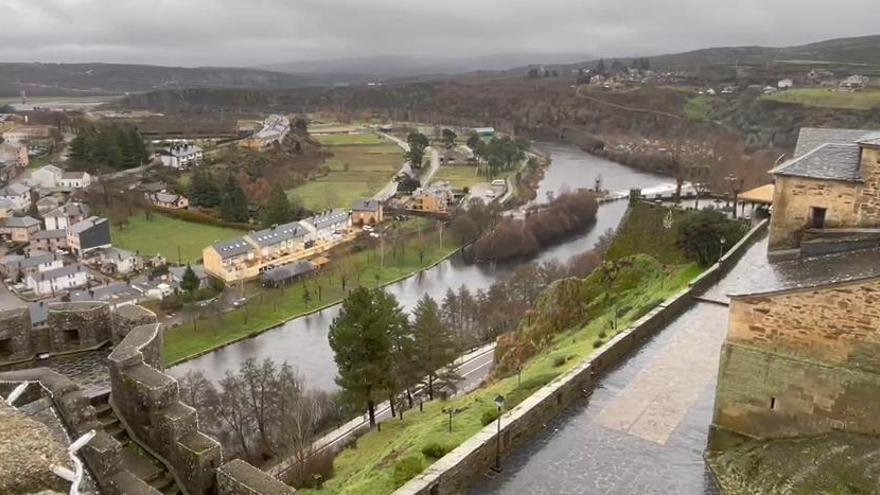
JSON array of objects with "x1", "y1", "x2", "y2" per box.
[
  {"x1": 280, "y1": 449, "x2": 335, "y2": 489},
  {"x1": 592, "y1": 339, "x2": 604, "y2": 349},
  {"x1": 421, "y1": 441, "x2": 451, "y2": 460},
  {"x1": 480, "y1": 407, "x2": 501, "y2": 426},
  {"x1": 392, "y1": 456, "x2": 425, "y2": 487},
  {"x1": 552, "y1": 354, "x2": 568, "y2": 367}
]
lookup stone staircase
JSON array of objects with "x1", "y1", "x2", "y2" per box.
[{"x1": 90, "y1": 392, "x2": 181, "y2": 495}]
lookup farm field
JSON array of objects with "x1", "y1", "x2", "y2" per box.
[
  {"x1": 111, "y1": 214, "x2": 244, "y2": 264},
  {"x1": 289, "y1": 142, "x2": 401, "y2": 210},
  {"x1": 432, "y1": 164, "x2": 483, "y2": 189},
  {"x1": 314, "y1": 133, "x2": 385, "y2": 146},
  {"x1": 761, "y1": 88, "x2": 880, "y2": 110}
]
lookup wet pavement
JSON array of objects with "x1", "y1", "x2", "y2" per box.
[{"x1": 469, "y1": 236, "x2": 770, "y2": 495}]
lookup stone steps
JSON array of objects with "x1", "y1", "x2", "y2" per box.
[{"x1": 89, "y1": 392, "x2": 182, "y2": 495}]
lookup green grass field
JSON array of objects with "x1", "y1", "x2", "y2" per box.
[
  {"x1": 299, "y1": 261, "x2": 702, "y2": 495},
  {"x1": 432, "y1": 164, "x2": 483, "y2": 189},
  {"x1": 761, "y1": 88, "x2": 880, "y2": 110},
  {"x1": 315, "y1": 133, "x2": 385, "y2": 146},
  {"x1": 289, "y1": 143, "x2": 401, "y2": 210},
  {"x1": 163, "y1": 219, "x2": 457, "y2": 365},
  {"x1": 111, "y1": 214, "x2": 244, "y2": 264},
  {"x1": 684, "y1": 95, "x2": 718, "y2": 120}
]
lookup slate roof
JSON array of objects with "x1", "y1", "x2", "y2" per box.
[
  {"x1": 770, "y1": 143, "x2": 863, "y2": 182},
  {"x1": 31, "y1": 263, "x2": 85, "y2": 281},
  {"x1": 729, "y1": 246, "x2": 880, "y2": 297},
  {"x1": 306, "y1": 209, "x2": 350, "y2": 231},
  {"x1": 0, "y1": 183, "x2": 30, "y2": 196},
  {"x1": 792, "y1": 127, "x2": 875, "y2": 158},
  {"x1": 44, "y1": 202, "x2": 89, "y2": 218},
  {"x1": 61, "y1": 171, "x2": 88, "y2": 180},
  {"x1": 261, "y1": 261, "x2": 315, "y2": 283},
  {"x1": 246, "y1": 221, "x2": 306, "y2": 248},
  {"x1": 352, "y1": 199, "x2": 381, "y2": 212},
  {"x1": 210, "y1": 237, "x2": 252, "y2": 259},
  {"x1": 69, "y1": 216, "x2": 107, "y2": 234},
  {"x1": 169, "y1": 264, "x2": 208, "y2": 281},
  {"x1": 70, "y1": 282, "x2": 141, "y2": 304},
  {"x1": 0, "y1": 252, "x2": 59, "y2": 270},
  {"x1": 2, "y1": 215, "x2": 40, "y2": 228},
  {"x1": 31, "y1": 229, "x2": 66, "y2": 240},
  {"x1": 857, "y1": 131, "x2": 880, "y2": 147}
]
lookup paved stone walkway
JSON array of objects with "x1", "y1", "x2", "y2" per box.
[
  {"x1": 40, "y1": 349, "x2": 111, "y2": 397},
  {"x1": 470, "y1": 236, "x2": 770, "y2": 494}
]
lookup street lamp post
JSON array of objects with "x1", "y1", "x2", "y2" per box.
[{"x1": 493, "y1": 394, "x2": 505, "y2": 472}]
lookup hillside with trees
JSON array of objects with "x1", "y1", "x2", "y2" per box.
[{"x1": 68, "y1": 124, "x2": 149, "y2": 170}]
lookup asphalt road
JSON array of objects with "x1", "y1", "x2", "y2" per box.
[{"x1": 268, "y1": 343, "x2": 496, "y2": 478}]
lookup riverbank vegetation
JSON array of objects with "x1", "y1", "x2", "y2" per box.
[
  {"x1": 471, "y1": 190, "x2": 599, "y2": 262},
  {"x1": 163, "y1": 219, "x2": 459, "y2": 365},
  {"x1": 301, "y1": 202, "x2": 745, "y2": 494}
]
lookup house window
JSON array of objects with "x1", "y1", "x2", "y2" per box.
[
  {"x1": 63, "y1": 329, "x2": 81, "y2": 346},
  {"x1": 809, "y1": 207, "x2": 826, "y2": 229},
  {"x1": 770, "y1": 397, "x2": 777, "y2": 410}
]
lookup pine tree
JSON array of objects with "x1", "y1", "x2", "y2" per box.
[
  {"x1": 412, "y1": 295, "x2": 461, "y2": 400},
  {"x1": 219, "y1": 175, "x2": 248, "y2": 222},
  {"x1": 261, "y1": 184, "x2": 293, "y2": 227},
  {"x1": 180, "y1": 264, "x2": 200, "y2": 295},
  {"x1": 328, "y1": 288, "x2": 406, "y2": 426}
]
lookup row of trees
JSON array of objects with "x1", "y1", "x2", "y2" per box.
[
  {"x1": 69, "y1": 124, "x2": 149, "y2": 170},
  {"x1": 472, "y1": 190, "x2": 599, "y2": 262},
  {"x1": 188, "y1": 169, "x2": 304, "y2": 226},
  {"x1": 179, "y1": 358, "x2": 342, "y2": 474},
  {"x1": 329, "y1": 289, "x2": 461, "y2": 427},
  {"x1": 466, "y1": 134, "x2": 530, "y2": 179}
]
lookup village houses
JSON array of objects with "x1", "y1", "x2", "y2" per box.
[
  {"x1": 203, "y1": 209, "x2": 352, "y2": 282},
  {"x1": 66, "y1": 216, "x2": 111, "y2": 256},
  {"x1": 43, "y1": 202, "x2": 90, "y2": 231},
  {"x1": 0, "y1": 183, "x2": 31, "y2": 211},
  {"x1": 25, "y1": 263, "x2": 89, "y2": 297},
  {"x1": 147, "y1": 191, "x2": 189, "y2": 209},
  {"x1": 0, "y1": 215, "x2": 42, "y2": 243},
  {"x1": 158, "y1": 143, "x2": 203, "y2": 169},
  {"x1": 351, "y1": 199, "x2": 384, "y2": 225}
]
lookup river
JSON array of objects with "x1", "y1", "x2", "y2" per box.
[{"x1": 169, "y1": 143, "x2": 671, "y2": 390}]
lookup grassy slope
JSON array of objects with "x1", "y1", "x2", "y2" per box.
[
  {"x1": 289, "y1": 143, "x2": 401, "y2": 210},
  {"x1": 163, "y1": 221, "x2": 457, "y2": 365},
  {"x1": 302, "y1": 259, "x2": 701, "y2": 495},
  {"x1": 111, "y1": 214, "x2": 243, "y2": 264},
  {"x1": 708, "y1": 433, "x2": 880, "y2": 495},
  {"x1": 314, "y1": 133, "x2": 385, "y2": 146},
  {"x1": 760, "y1": 88, "x2": 880, "y2": 110},
  {"x1": 606, "y1": 202, "x2": 691, "y2": 265},
  {"x1": 683, "y1": 95, "x2": 719, "y2": 120}
]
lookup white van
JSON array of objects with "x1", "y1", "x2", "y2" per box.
[{"x1": 491, "y1": 179, "x2": 506, "y2": 186}]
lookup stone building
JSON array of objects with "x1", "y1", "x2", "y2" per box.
[
  {"x1": 710, "y1": 247, "x2": 880, "y2": 444},
  {"x1": 768, "y1": 127, "x2": 880, "y2": 256}
]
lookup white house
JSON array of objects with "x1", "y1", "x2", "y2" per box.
[
  {"x1": 840, "y1": 74, "x2": 870, "y2": 90},
  {"x1": 44, "y1": 202, "x2": 90, "y2": 231},
  {"x1": 159, "y1": 144, "x2": 203, "y2": 169},
  {"x1": 27, "y1": 165, "x2": 63, "y2": 189},
  {"x1": 58, "y1": 171, "x2": 92, "y2": 190},
  {"x1": 147, "y1": 191, "x2": 189, "y2": 210},
  {"x1": 300, "y1": 209, "x2": 351, "y2": 243},
  {"x1": 25, "y1": 263, "x2": 89, "y2": 297},
  {"x1": 0, "y1": 183, "x2": 31, "y2": 211},
  {"x1": 0, "y1": 251, "x2": 64, "y2": 278},
  {"x1": 67, "y1": 217, "x2": 111, "y2": 256},
  {"x1": 95, "y1": 247, "x2": 142, "y2": 275},
  {"x1": 777, "y1": 78, "x2": 794, "y2": 89}
]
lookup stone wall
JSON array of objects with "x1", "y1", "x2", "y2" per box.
[
  {"x1": 108, "y1": 322, "x2": 222, "y2": 495},
  {"x1": 0, "y1": 307, "x2": 32, "y2": 364},
  {"x1": 216, "y1": 459, "x2": 295, "y2": 495},
  {"x1": 856, "y1": 146, "x2": 880, "y2": 220},
  {"x1": 111, "y1": 304, "x2": 158, "y2": 345},
  {"x1": 47, "y1": 302, "x2": 112, "y2": 353},
  {"x1": 393, "y1": 220, "x2": 768, "y2": 495},
  {"x1": 0, "y1": 367, "x2": 159, "y2": 495},
  {"x1": 710, "y1": 277, "x2": 880, "y2": 441}
]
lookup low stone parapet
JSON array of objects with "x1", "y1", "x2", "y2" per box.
[{"x1": 217, "y1": 459, "x2": 296, "y2": 495}]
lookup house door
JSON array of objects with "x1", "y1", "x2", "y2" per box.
[{"x1": 810, "y1": 207, "x2": 827, "y2": 229}]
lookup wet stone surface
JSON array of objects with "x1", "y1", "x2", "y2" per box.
[
  {"x1": 470, "y1": 239, "x2": 771, "y2": 495},
  {"x1": 39, "y1": 349, "x2": 111, "y2": 397}
]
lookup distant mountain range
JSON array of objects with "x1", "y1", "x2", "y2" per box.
[
  {"x1": 3, "y1": 35, "x2": 879, "y2": 98},
  {"x1": 260, "y1": 52, "x2": 596, "y2": 79},
  {"x1": 0, "y1": 62, "x2": 326, "y2": 97}
]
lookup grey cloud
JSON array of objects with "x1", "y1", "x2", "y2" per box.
[{"x1": 1, "y1": 0, "x2": 878, "y2": 67}]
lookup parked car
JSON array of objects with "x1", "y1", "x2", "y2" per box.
[{"x1": 491, "y1": 179, "x2": 506, "y2": 186}]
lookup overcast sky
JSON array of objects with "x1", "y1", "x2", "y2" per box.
[{"x1": 2, "y1": 0, "x2": 879, "y2": 67}]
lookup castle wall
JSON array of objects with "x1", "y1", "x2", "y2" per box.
[
  {"x1": 711, "y1": 278, "x2": 880, "y2": 441},
  {"x1": 47, "y1": 302, "x2": 112, "y2": 352},
  {"x1": 108, "y1": 323, "x2": 222, "y2": 495},
  {"x1": 0, "y1": 308, "x2": 32, "y2": 363}
]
